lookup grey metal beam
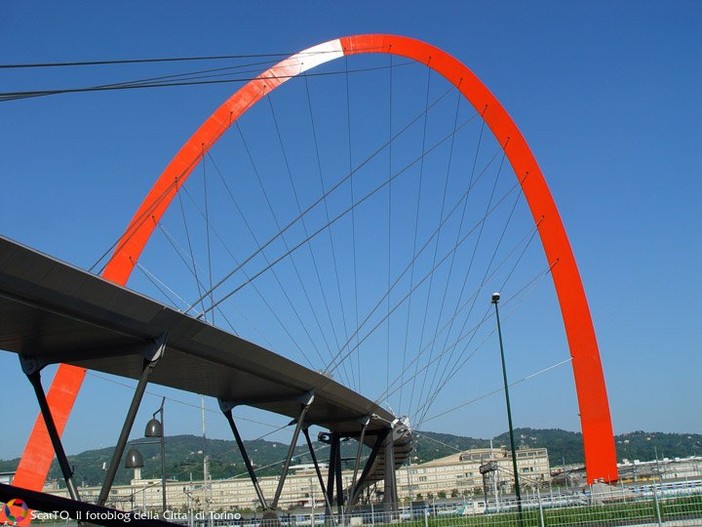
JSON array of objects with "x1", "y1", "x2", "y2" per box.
[
  {"x1": 219, "y1": 399, "x2": 269, "y2": 510},
  {"x1": 335, "y1": 434, "x2": 343, "y2": 514},
  {"x1": 27, "y1": 341, "x2": 160, "y2": 365},
  {"x1": 325, "y1": 433, "x2": 338, "y2": 516},
  {"x1": 271, "y1": 392, "x2": 314, "y2": 509},
  {"x1": 345, "y1": 416, "x2": 370, "y2": 514},
  {"x1": 383, "y1": 428, "x2": 397, "y2": 512},
  {"x1": 302, "y1": 427, "x2": 335, "y2": 517},
  {"x1": 20, "y1": 356, "x2": 80, "y2": 502},
  {"x1": 98, "y1": 332, "x2": 167, "y2": 506},
  {"x1": 349, "y1": 431, "x2": 385, "y2": 506}
]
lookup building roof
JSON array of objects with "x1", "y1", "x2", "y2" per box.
[{"x1": 416, "y1": 447, "x2": 547, "y2": 467}]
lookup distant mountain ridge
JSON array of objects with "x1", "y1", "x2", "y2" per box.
[{"x1": 1, "y1": 428, "x2": 699, "y2": 487}]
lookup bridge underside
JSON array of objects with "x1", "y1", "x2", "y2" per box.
[{"x1": 0, "y1": 236, "x2": 412, "y2": 516}]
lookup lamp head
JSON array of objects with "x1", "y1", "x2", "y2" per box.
[
  {"x1": 491, "y1": 292, "x2": 501, "y2": 304},
  {"x1": 145, "y1": 417, "x2": 163, "y2": 438},
  {"x1": 125, "y1": 448, "x2": 145, "y2": 469}
]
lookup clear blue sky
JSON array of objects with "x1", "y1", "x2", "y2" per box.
[{"x1": 1, "y1": 1, "x2": 701, "y2": 460}]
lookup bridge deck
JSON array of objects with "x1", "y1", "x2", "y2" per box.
[{"x1": 0, "y1": 236, "x2": 396, "y2": 436}]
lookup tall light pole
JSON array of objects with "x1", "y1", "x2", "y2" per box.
[
  {"x1": 126, "y1": 397, "x2": 167, "y2": 513},
  {"x1": 145, "y1": 398, "x2": 167, "y2": 514},
  {"x1": 492, "y1": 292, "x2": 523, "y2": 525}
]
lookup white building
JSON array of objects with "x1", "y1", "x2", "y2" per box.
[
  {"x1": 397, "y1": 447, "x2": 551, "y2": 501},
  {"x1": 44, "y1": 447, "x2": 550, "y2": 511}
]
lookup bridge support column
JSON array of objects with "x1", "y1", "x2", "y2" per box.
[
  {"x1": 303, "y1": 428, "x2": 334, "y2": 516},
  {"x1": 271, "y1": 392, "x2": 315, "y2": 509},
  {"x1": 219, "y1": 400, "x2": 269, "y2": 510},
  {"x1": 345, "y1": 416, "x2": 370, "y2": 515},
  {"x1": 323, "y1": 432, "x2": 341, "y2": 517},
  {"x1": 349, "y1": 432, "x2": 384, "y2": 506},
  {"x1": 19, "y1": 355, "x2": 81, "y2": 502},
  {"x1": 98, "y1": 332, "x2": 167, "y2": 506},
  {"x1": 383, "y1": 429, "x2": 397, "y2": 513},
  {"x1": 335, "y1": 434, "x2": 344, "y2": 515}
]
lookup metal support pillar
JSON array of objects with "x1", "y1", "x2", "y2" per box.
[
  {"x1": 383, "y1": 429, "x2": 397, "y2": 512},
  {"x1": 345, "y1": 416, "x2": 370, "y2": 514},
  {"x1": 325, "y1": 433, "x2": 339, "y2": 515},
  {"x1": 349, "y1": 432, "x2": 384, "y2": 506},
  {"x1": 219, "y1": 399, "x2": 269, "y2": 510},
  {"x1": 20, "y1": 356, "x2": 80, "y2": 502},
  {"x1": 303, "y1": 428, "x2": 334, "y2": 516},
  {"x1": 98, "y1": 333, "x2": 167, "y2": 506},
  {"x1": 271, "y1": 392, "x2": 314, "y2": 509},
  {"x1": 335, "y1": 434, "x2": 344, "y2": 514}
]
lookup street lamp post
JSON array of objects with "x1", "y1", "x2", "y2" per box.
[
  {"x1": 124, "y1": 397, "x2": 167, "y2": 513},
  {"x1": 146, "y1": 399, "x2": 167, "y2": 513},
  {"x1": 491, "y1": 292, "x2": 523, "y2": 526}
]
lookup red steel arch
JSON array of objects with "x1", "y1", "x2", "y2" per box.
[{"x1": 15, "y1": 34, "x2": 617, "y2": 490}]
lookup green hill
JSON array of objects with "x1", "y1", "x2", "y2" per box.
[
  {"x1": 396, "y1": 428, "x2": 701, "y2": 467},
  {"x1": 1, "y1": 429, "x2": 700, "y2": 487}
]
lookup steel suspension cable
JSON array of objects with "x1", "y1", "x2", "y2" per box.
[
  {"x1": 134, "y1": 262, "x2": 190, "y2": 311},
  {"x1": 421, "y1": 357, "x2": 573, "y2": 425},
  {"x1": 157, "y1": 177, "x2": 320, "y2": 368},
  {"x1": 201, "y1": 152, "x2": 324, "y2": 370},
  {"x1": 398, "y1": 270, "x2": 551, "y2": 422},
  {"x1": 265, "y1": 96, "x2": 341, "y2": 369},
  {"x1": 303, "y1": 74, "x2": 351, "y2": 373},
  {"x1": 408, "y1": 108, "x2": 488, "y2": 416},
  {"x1": 1, "y1": 52, "x2": 297, "y2": 69},
  {"x1": 155, "y1": 207, "x2": 299, "y2": 348},
  {"x1": 386, "y1": 53, "x2": 394, "y2": 410},
  {"x1": 414, "y1": 258, "x2": 554, "y2": 427},
  {"x1": 193, "y1": 130, "x2": 461, "y2": 322},
  {"x1": 324, "y1": 180, "x2": 522, "y2": 377},
  {"x1": 0, "y1": 61, "x2": 283, "y2": 102},
  {"x1": 177, "y1": 190, "x2": 209, "y2": 317},
  {"x1": 0, "y1": 47, "x2": 395, "y2": 69},
  {"x1": 345, "y1": 56, "x2": 361, "y2": 392},
  {"x1": 415, "y1": 144, "x2": 510, "y2": 424},
  {"x1": 416, "y1": 166, "x2": 525, "y2": 424},
  {"x1": 321, "y1": 142, "x2": 506, "y2": 378},
  {"x1": 87, "y1": 66, "x2": 446, "y2": 279},
  {"x1": 202, "y1": 147, "x2": 216, "y2": 324},
  {"x1": 402, "y1": 65, "x2": 434, "y2": 414},
  {"x1": 375, "y1": 216, "x2": 540, "y2": 406},
  {"x1": 404, "y1": 88, "x2": 463, "y2": 416},
  {"x1": 434, "y1": 212, "x2": 544, "y2": 395},
  {"x1": 227, "y1": 122, "x2": 346, "y2": 378},
  {"x1": 0, "y1": 60, "x2": 417, "y2": 102},
  {"x1": 184, "y1": 87, "x2": 457, "y2": 317}
]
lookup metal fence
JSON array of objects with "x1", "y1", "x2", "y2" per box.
[
  {"x1": 41, "y1": 484, "x2": 702, "y2": 527},
  {"x1": 229, "y1": 485, "x2": 702, "y2": 527}
]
